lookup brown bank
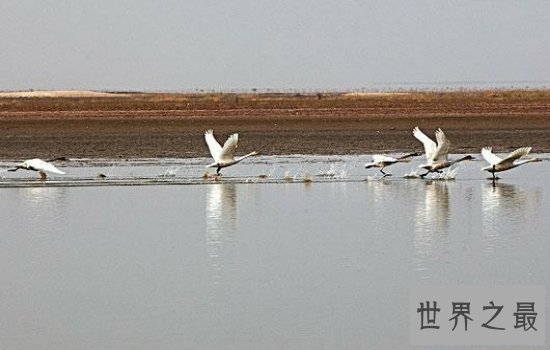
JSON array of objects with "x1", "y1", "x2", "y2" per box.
[{"x1": 0, "y1": 90, "x2": 549, "y2": 159}]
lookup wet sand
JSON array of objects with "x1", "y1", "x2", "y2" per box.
[{"x1": 1, "y1": 90, "x2": 549, "y2": 159}]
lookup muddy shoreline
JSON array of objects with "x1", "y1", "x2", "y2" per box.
[{"x1": 1, "y1": 90, "x2": 549, "y2": 159}]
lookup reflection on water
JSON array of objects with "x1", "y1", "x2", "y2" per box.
[
  {"x1": 414, "y1": 181, "x2": 451, "y2": 275},
  {"x1": 19, "y1": 186, "x2": 66, "y2": 206},
  {"x1": 365, "y1": 178, "x2": 392, "y2": 205},
  {"x1": 481, "y1": 182, "x2": 542, "y2": 255},
  {"x1": 482, "y1": 182, "x2": 541, "y2": 221},
  {"x1": 4, "y1": 187, "x2": 69, "y2": 272},
  {"x1": 205, "y1": 183, "x2": 237, "y2": 287},
  {"x1": 415, "y1": 181, "x2": 450, "y2": 236},
  {"x1": 17, "y1": 186, "x2": 67, "y2": 227},
  {"x1": 1, "y1": 175, "x2": 550, "y2": 349}
]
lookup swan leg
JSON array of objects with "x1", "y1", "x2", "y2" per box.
[
  {"x1": 492, "y1": 170, "x2": 500, "y2": 181},
  {"x1": 380, "y1": 168, "x2": 392, "y2": 177},
  {"x1": 39, "y1": 171, "x2": 47, "y2": 180},
  {"x1": 216, "y1": 165, "x2": 222, "y2": 176},
  {"x1": 488, "y1": 172, "x2": 500, "y2": 182},
  {"x1": 491, "y1": 165, "x2": 498, "y2": 182},
  {"x1": 419, "y1": 171, "x2": 430, "y2": 178}
]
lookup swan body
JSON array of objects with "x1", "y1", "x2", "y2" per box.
[
  {"x1": 8, "y1": 158, "x2": 66, "y2": 180},
  {"x1": 204, "y1": 129, "x2": 258, "y2": 175},
  {"x1": 413, "y1": 126, "x2": 474, "y2": 177},
  {"x1": 481, "y1": 147, "x2": 542, "y2": 180},
  {"x1": 365, "y1": 152, "x2": 420, "y2": 177}
]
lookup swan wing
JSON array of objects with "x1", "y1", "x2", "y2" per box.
[
  {"x1": 204, "y1": 130, "x2": 223, "y2": 161},
  {"x1": 434, "y1": 128, "x2": 450, "y2": 161},
  {"x1": 219, "y1": 133, "x2": 239, "y2": 161},
  {"x1": 481, "y1": 147, "x2": 502, "y2": 165},
  {"x1": 372, "y1": 155, "x2": 397, "y2": 163},
  {"x1": 413, "y1": 127, "x2": 437, "y2": 161},
  {"x1": 26, "y1": 159, "x2": 66, "y2": 174},
  {"x1": 501, "y1": 147, "x2": 531, "y2": 165}
]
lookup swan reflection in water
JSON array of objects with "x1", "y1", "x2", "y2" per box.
[
  {"x1": 413, "y1": 181, "x2": 451, "y2": 274},
  {"x1": 415, "y1": 181, "x2": 451, "y2": 235},
  {"x1": 205, "y1": 183, "x2": 237, "y2": 287},
  {"x1": 17, "y1": 186, "x2": 67, "y2": 223},
  {"x1": 365, "y1": 178, "x2": 392, "y2": 206},
  {"x1": 481, "y1": 182, "x2": 541, "y2": 254},
  {"x1": 14, "y1": 187, "x2": 67, "y2": 260}
]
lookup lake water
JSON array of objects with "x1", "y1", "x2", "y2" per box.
[{"x1": 1, "y1": 155, "x2": 549, "y2": 349}]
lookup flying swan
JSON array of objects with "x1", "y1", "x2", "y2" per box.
[
  {"x1": 204, "y1": 129, "x2": 258, "y2": 175},
  {"x1": 8, "y1": 158, "x2": 66, "y2": 180},
  {"x1": 413, "y1": 126, "x2": 474, "y2": 178},
  {"x1": 365, "y1": 152, "x2": 420, "y2": 177},
  {"x1": 481, "y1": 146, "x2": 542, "y2": 181}
]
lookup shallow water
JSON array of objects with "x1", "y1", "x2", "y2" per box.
[{"x1": 1, "y1": 155, "x2": 549, "y2": 349}]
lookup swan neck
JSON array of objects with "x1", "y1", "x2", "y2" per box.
[
  {"x1": 454, "y1": 156, "x2": 472, "y2": 163},
  {"x1": 516, "y1": 158, "x2": 539, "y2": 166},
  {"x1": 236, "y1": 152, "x2": 257, "y2": 161}
]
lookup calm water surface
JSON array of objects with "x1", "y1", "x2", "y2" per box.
[{"x1": 1, "y1": 155, "x2": 549, "y2": 349}]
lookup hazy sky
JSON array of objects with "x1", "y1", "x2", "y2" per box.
[{"x1": 1, "y1": 0, "x2": 549, "y2": 91}]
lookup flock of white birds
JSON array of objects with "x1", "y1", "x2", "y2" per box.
[
  {"x1": 366, "y1": 127, "x2": 542, "y2": 181},
  {"x1": 3, "y1": 127, "x2": 543, "y2": 181}
]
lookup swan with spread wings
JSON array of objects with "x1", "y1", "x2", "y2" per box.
[
  {"x1": 8, "y1": 158, "x2": 67, "y2": 180},
  {"x1": 481, "y1": 146, "x2": 542, "y2": 181},
  {"x1": 204, "y1": 130, "x2": 258, "y2": 175},
  {"x1": 413, "y1": 126, "x2": 474, "y2": 178}
]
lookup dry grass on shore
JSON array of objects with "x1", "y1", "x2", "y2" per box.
[{"x1": 1, "y1": 89, "x2": 550, "y2": 114}]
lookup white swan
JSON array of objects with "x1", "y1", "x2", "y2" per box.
[
  {"x1": 204, "y1": 129, "x2": 258, "y2": 175},
  {"x1": 8, "y1": 158, "x2": 66, "y2": 180},
  {"x1": 365, "y1": 152, "x2": 420, "y2": 177},
  {"x1": 413, "y1": 126, "x2": 474, "y2": 178},
  {"x1": 481, "y1": 146, "x2": 542, "y2": 181}
]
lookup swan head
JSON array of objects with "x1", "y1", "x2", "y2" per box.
[{"x1": 460, "y1": 155, "x2": 475, "y2": 161}]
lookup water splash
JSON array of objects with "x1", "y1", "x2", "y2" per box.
[
  {"x1": 317, "y1": 164, "x2": 337, "y2": 177},
  {"x1": 202, "y1": 171, "x2": 222, "y2": 181},
  {"x1": 403, "y1": 169, "x2": 421, "y2": 179},
  {"x1": 0, "y1": 168, "x2": 9, "y2": 179},
  {"x1": 159, "y1": 166, "x2": 181, "y2": 177},
  {"x1": 282, "y1": 171, "x2": 292, "y2": 181},
  {"x1": 402, "y1": 167, "x2": 458, "y2": 180},
  {"x1": 365, "y1": 175, "x2": 384, "y2": 181},
  {"x1": 283, "y1": 170, "x2": 293, "y2": 181},
  {"x1": 301, "y1": 171, "x2": 313, "y2": 182},
  {"x1": 287, "y1": 167, "x2": 309, "y2": 182},
  {"x1": 431, "y1": 167, "x2": 458, "y2": 180},
  {"x1": 317, "y1": 164, "x2": 347, "y2": 179}
]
